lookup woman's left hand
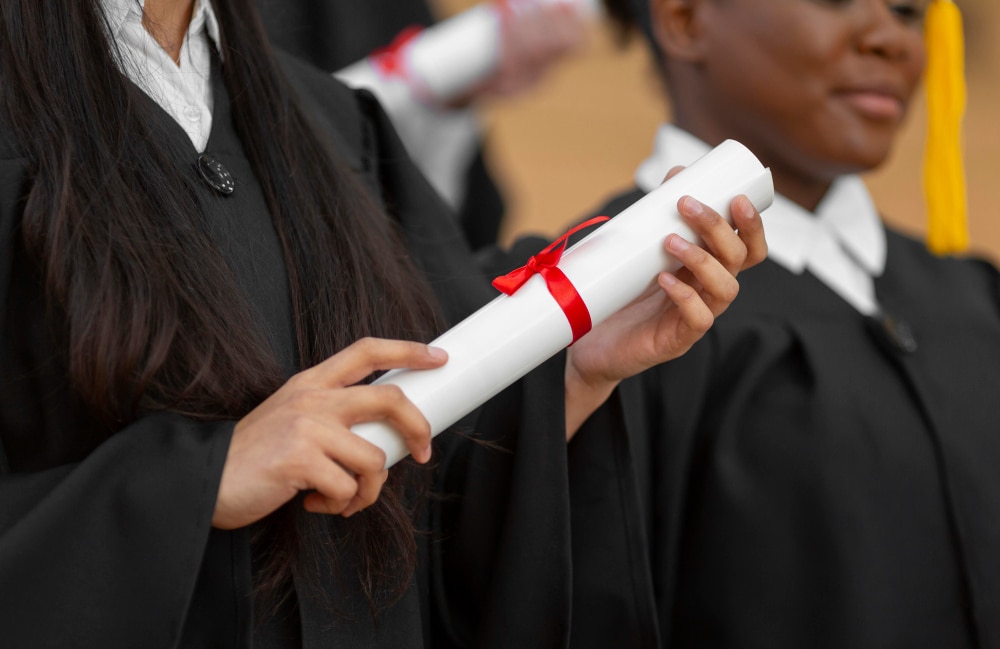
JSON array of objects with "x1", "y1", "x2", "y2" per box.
[{"x1": 564, "y1": 192, "x2": 767, "y2": 438}]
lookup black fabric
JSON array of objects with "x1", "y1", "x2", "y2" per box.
[
  {"x1": 0, "y1": 52, "x2": 592, "y2": 648},
  {"x1": 256, "y1": 0, "x2": 436, "y2": 72},
  {"x1": 256, "y1": 0, "x2": 506, "y2": 251},
  {"x1": 572, "y1": 187, "x2": 1000, "y2": 649}
]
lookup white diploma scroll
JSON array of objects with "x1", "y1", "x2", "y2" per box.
[
  {"x1": 335, "y1": 0, "x2": 602, "y2": 105},
  {"x1": 353, "y1": 139, "x2": 774, "y2": 469}
]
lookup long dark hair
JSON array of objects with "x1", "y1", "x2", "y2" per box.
[{"x1": 0, "y1": 0, "x2": 443, "y2": 616}]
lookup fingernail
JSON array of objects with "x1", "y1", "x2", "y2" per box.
[
  {"x1": 668, "y1": 235, "x2": 691, "y2": 253},
  {"x1": 427, "y1": 346, "x2": 447, "y2": 361},
  {"x1": 680, "y1": 196, "x2": 703, "y2": 216},
  {"x1": 660, "y1": 272, "x2": 678, "y2": 287},
  {"x1": 737, "y1": 195, "x2": 755, "y2": 218}
]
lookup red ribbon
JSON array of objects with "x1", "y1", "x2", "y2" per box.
[
  {"x1": 492, "y1": 216, "x2": 609, "y2": 344},
  {"x1": 370, "y1": 26, "x2": 424, "y2": 79}
]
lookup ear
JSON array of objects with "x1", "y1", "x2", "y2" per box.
[{"x1": 650, "y1": 0, "x2": 710, "y2": 62}]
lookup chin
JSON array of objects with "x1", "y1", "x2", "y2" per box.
[{"x1": 831, "y1": 132, "x2": 896, "y2": 175}]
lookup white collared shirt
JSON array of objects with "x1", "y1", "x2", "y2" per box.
[
  {"x1": 100, "y1": 0, "x2": 221, "y2": 152},
  {"x1": 636, "y1": 125, "x2": 887, "y2": 315}
]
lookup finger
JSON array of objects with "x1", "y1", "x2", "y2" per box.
[
  {"x1": 658, "y1": 272, "x2": 716, "y2": 342},
  {"x1": 731, "y1": 194, "x2": 768, "y2": 269},
  {"x1": 303, "y1": 338, "x2": 448, "y2": 389},
  {"x1": 676, "y1": 195, "x2": 747, "y2": 276},
  {"x1": 660, "y1": 165, "x2": 686, "y2": 183},
  {"x1": 664, "y1": 234, "x2": 740, "y2": 316},
  {"x1": 342, "y1": 470, "x2": 390, "y2": 518},
  {"x1": 300, "y1": 457, "x2": 360, "y2": 515},
  {"x1": 322, "y1": 384, "x2": 434, "y2": 464}
]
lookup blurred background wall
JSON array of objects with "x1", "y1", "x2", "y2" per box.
[{"x1": 437, "y1": 0, "x2": 1000, "y2": 263}]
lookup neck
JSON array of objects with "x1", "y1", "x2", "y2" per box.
[
  {"x1": 671, "y1": 116, "x2": 832, "y2": 213},
  {"x1": 142, "y1": 0, "x2": 197, "y2": 64}
]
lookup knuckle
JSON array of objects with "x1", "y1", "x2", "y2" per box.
[
  {"x1": 281, "y1": 440, "x2": 315, "y2": 473},
  {"x1": 398, "y1": 415, "x2": 431, "y2": 444},
  {"x1": 330, "y1": 477, "x2": 359, "y2": 503},
  {"x1": 702, "y1": 209, "x2": 723, "y2": 226},
  {"x1": 358, "y1": 487, "x2": 381, "y2": 508},
  {"x1": 359, "y1": 444, "x2": 388, "y2": 474},
  {"x1": 286, "y1": 414, "x2": 314, "y2": 438},
  {"x1": 376, "y1": 384, "x2": 408, "y2": 405},
  {"x1": 353, "y1": 336, "x2": 379, "y2": 354},
  {"x1": 691, "y1": 310, "x2": 715, "y2": 334},
  {"x1": 674, "y1": 283, "x2": 698, "y2": 303},
  {"x1": 317, "y1": 498, "x2": 347, "y2": 515},
  {"x1": 720, "y1": 280, "x2": 740, "y2": 304},
  {"x1": 685, "y1": 245, "x2": 709, "y2": 265}
]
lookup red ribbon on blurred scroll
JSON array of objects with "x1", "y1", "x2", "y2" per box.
[
  {"x1": 492, "y1": 216, "x2": 609, "y2": 344},
  {"x1": 371, "y1": 26, "x2": 424, "y2": 79}
]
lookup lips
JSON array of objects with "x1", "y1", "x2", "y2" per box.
[{"x1": 835, "y1": 85, "x2": 906, "y2": 120}]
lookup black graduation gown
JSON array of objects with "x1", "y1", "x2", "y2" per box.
[
  {"x1": 255, "y1": 0, "x2": 507, "y2": 251},
  {"x1": 0, "y1": 53, "x2": 588, "y2": 648},
  {"x1": 568, "y1": 188, "x2": 1000, "y2": 649}
]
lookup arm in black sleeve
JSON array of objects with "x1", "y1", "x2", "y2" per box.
[{"x1": 0, "y1": 159, "x2": 242, "y2": 649}]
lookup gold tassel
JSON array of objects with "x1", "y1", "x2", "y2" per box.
[{"x1": 923, "y1": 0, "x2": 968, "y2": 255}]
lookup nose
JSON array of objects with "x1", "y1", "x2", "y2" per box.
[{"x1": 853, "y1": 0, "x2": 917, "y2": 61}]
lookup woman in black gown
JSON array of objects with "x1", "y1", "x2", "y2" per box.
[
  {"x1": 0, "y1": 0, "x2": 764, "y2": 647},
  {"x1": 567, "y1": 0, "x2": 1000, "y2": 647}
]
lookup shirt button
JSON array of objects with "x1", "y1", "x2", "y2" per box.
[
  {"x1": 196, "y1": 154, "x2": 235, "y2": 196},
  {"x1": 184, "y1": 106, "x2": 202, "y2": 122}
]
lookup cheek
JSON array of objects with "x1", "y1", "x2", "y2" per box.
[{"x1": 903, "y1": 38, "x2": 927, "y2": 102}]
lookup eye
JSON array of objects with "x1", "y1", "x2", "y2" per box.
[{"x1": 887, "y1": 1, "x2": 926, "y2": 23}]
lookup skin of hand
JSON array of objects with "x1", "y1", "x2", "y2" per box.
[
  {"x1": 652, "y1": 0, "x2": 925, "y2": 211},
  {"x1": 212, "y1": 338, "x2": 448, "y2": 529},
  {"x1": 476, "y1": 0, "x2": 589, "y2": 100},
  {"x1": 564, "y1": 182, "x2": 767, "y2": 439}
]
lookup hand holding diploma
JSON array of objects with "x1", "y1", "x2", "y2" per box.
[
  {"x1": 213, "y1": 140, "x2": 772, "y2": 525},
  {"x1": 213, "y1": 339, "x2": 446, "y2": 529},
  {"x1": 354, "y1": 139, "x2": 774, "y2": 466},
  {"x1": 564, "y1": 189, "x2": 767, "y2": 437}
]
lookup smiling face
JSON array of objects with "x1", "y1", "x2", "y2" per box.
[{"x1": 656, "y1": 0, "x2": 927, "y2": 208}]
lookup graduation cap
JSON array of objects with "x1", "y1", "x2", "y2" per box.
[{"x1": 604, "y1": 0, "x2": 969, "y2": 256}]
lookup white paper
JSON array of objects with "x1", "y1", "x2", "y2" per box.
[
  {"x1": 353, "y1": 139, "x2": 774, "y2": 468},
  {"x1": 335, "y1": 0, "x2": 601, "y2": 105}
]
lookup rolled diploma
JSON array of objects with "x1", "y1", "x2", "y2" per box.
[
  {"x1": 353, "y1": 139, "x2": 774, "y2": 468},
  {"x1": 335, "y1": 0, "x2": 602, "y2": 105}
]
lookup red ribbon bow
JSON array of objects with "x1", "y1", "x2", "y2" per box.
[
  {"x1": 371, "y1": 26, "x2": 424, "y2": 79},
  {"x1": 492, "y1": 216, "x2": 609, "y2": 344}
]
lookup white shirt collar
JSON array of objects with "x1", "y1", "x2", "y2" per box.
[
  {"x1": 635, "y1": 124, "x2": 887, "y2": 314},
  {"x1": 98, "y1": 0, "x2": 221, "y2": 152}
]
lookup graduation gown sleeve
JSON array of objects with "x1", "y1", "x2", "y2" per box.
[{"x1": 0, "y1": 158, "x2": 240, "y2": 647}]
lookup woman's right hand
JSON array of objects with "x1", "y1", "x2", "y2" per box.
[{"x1": 212, "y1": 338, "x2": 448, "y2": 530}]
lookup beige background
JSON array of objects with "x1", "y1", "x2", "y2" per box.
[{"x1": 438, "y1": 0, "x2": 1000, "y2": 264}]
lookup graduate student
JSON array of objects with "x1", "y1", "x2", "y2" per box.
[
  {"x1": 572, "y1": 0, "x2": 1000, "y2": 646},
  {"x1": 0, "y1": 0, "x2": 765, "y2": 647}
]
